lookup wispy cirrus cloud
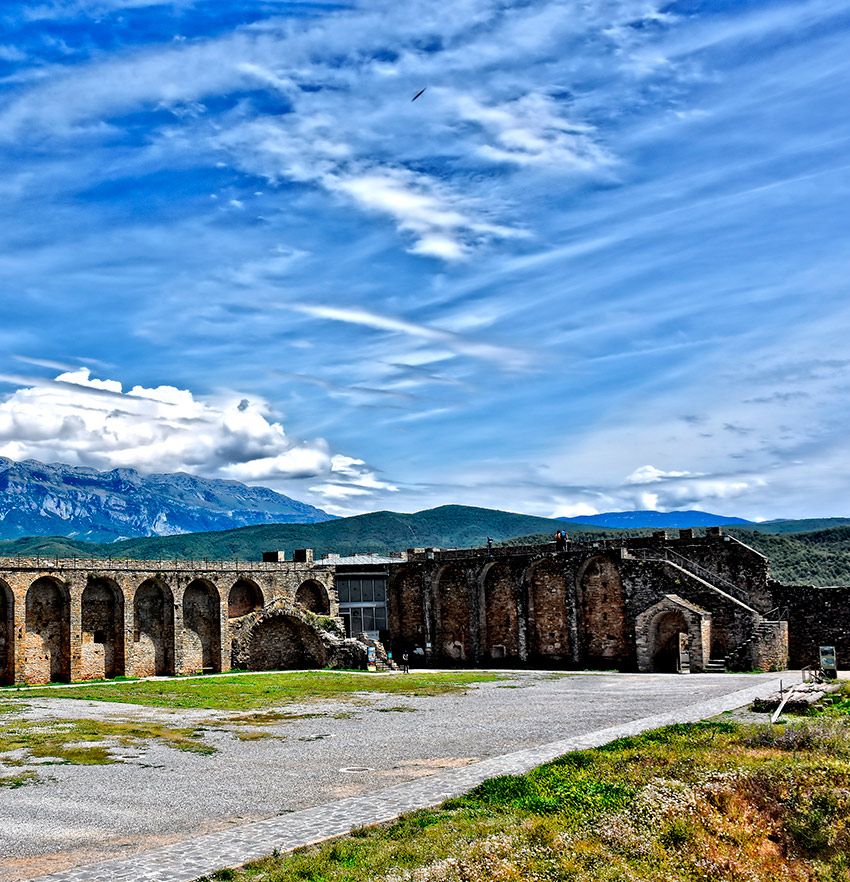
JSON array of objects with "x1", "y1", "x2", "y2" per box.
[
  {"x1": 1, "y1": 0, "x2": 850, "y2": 521},
  {"x1": 290, "y1": 303, "x2": 530, "y2": 368}
]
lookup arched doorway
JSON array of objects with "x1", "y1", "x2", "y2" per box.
[
  {"x1": 482, "y1": 562, "x2": 520, "y2": 663},
  {"x1": 527, "y1": 558, "x2": 571, "y2": 664},
  {"x1": 295, "y1": 579, "x2": 330, "y2": 615},
  {"x1": 0, "y1": 580, "x2": 14, "y2": 685},
  {"x1": 228, "y1": 578, "x2": 264, "y2": 618},
  {"x1": 386, "y1": 568, "x2": 426, "y2": 658},
  {"x1": 579, "y1": 556, "x2": 628, "y2": 668},
  {"x1": 651, "y1": 610, "x2": 689, "y2": 672},
  {"x1": 434, "y1": 565, "x2": 473, "y2": 663},
  {"x1": 25, "y1": 577, "x2": 71, "y2": 684},
  {"x1": 133, "y1": 579, "x2": 175, "y2": 676},
  {"x1": 247, "y1": 614, "x2": 326, "y2": 670},
  {"x1": 183, "y1": 580, "x2": 222, "y2": 673},
  {"x1": 81, "y1": 577, "x2": 124, "y2": 680}
]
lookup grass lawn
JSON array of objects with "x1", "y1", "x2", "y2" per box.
[
  {"x1": 5, "y1": 670, "x2": 502, "y2": 711},
  {"x1": 197, "y1": 714, "x2": 850, "y2": 882},
  {"x1": 0, "y1": 716, "x2": 215, "y2": 767}
]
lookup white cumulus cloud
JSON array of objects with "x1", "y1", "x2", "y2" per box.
[{"x1": 0, "y1": 370, "x2": 395, "y2": 511}]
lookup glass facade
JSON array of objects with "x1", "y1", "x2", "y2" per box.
[{"x1": 336, "y1": 575, "x2": 388, "y2": 639}]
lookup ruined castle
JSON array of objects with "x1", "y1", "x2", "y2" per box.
[{"x1": 0, "y1": 529, "x2": 845, "y2": 685}]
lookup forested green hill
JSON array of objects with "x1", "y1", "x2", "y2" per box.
[
  {"x1": 0, "y1": 505, "x2": 579, "y2": 561},
  {"x1": 2, "y1": 505, "x2": 850, "y2": 587}
]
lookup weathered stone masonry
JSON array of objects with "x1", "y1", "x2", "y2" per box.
[
  {"x1": 0, "y1": 558, "x2": 338, "y2": 685},
  {"x1": 0, "y1": 530, "x2": 843, "y2": 684},
  {"x1": 384, "y1": 531, "x2": 796, "y2": 673}
]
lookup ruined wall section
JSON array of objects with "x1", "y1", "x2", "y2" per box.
[{"x1": 769, "y1": 582, "x2": 850, "y2": 669}]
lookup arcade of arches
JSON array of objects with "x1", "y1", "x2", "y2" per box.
[
  {"x1": 385, "y1": 533, "x2": 790, "y2": 673},
  {"x1": 0, "y1": 564, "x2": 338, "y2": 685},
  {"x1": 0, "y1": 532, "x2": 797, "y2": 683}
]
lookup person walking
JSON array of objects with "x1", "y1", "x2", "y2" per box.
[{"x1": 401, "y1": 651, "x2": 410, "y2": 674}]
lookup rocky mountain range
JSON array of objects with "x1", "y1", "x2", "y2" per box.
[{"x1": 0, "y1": 458, "x2": 332, "y2": 542}]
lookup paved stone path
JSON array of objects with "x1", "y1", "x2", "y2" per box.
[{"x1": 33, "y1": 675, "x2": 784, "y2": 882}]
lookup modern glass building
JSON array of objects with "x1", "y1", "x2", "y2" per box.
[{"x1": 336, "y1": 574, "x2": 388, "y2": 639}]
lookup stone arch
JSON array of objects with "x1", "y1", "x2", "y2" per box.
[
  {"x1": 247, "y1": 612, "x2": 327, "y2": 670},
  {"x1": 577, "y1": 555, "x2": 628, "y2": 668},
  {"x1": 24, "y1": 577, "x2": 71, "y2": 684},
  {"x1": 0, "y1": 579, "x2": 13, "y2": 685},
  {"x1": 434, "y1": 564, "x2": 474, "y2": 663},
  {"x1": 651, "y1": 609, "x2": 688, "y2": 672},
  {"x1": 183, "y1": 579, "x2": 222, "y2": 673},
  {"x1": 635, "y1": 595, "x2": 711, "y2": 673},
  {"x1": 295, "y1": 579, "x2": 330, "y2": 615},
  {"x1": 228, "y1": 578, "x2": 265, "y2": 618},
  {"x1": 526, "y1": 557, "x2": 571, "y2": 664},
  {"x1": 482, "y1": 561, "x2": 520, "y2": 662},
  {"x1": 387, "y1": 567, "x2": 426, "y2": 656},
  {"x1": 132, "y1": 579, "x2": 175, "y2": 677},
  {"x1": 81, "y1": 576, "x2": 125, "y2": 680}
]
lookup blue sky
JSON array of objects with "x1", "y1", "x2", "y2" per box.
[{"x1": 0, "y1": 0, "x2": 849, "y2": 519}]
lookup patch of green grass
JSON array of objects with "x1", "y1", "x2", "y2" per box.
[
  {"x1": 0, "y1": 717, "x2": 216, "y2": 770},
  {"x1": 205, "y1": 717, "x2": 850, "y2": 882},
  {"x1": 0, "y1": 770, "x2": 38, "y2": 788},
  {"x1": 13, "y1": 671, "x2": 501, "y2": 711},
  {"x1": 0, "y1": 701, "x2": 25, "y2": 714},
  {"x1": 375, "y1": 706, "x2": 417, "y2": 713}
]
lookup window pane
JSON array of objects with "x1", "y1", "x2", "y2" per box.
[
  {"x1": 337, "y1": 580, "x2": 349, "y2": 603},
  {"x1": 340, "y1": 610, "x2": 351, "y2": 637},
  {"x1": 362, "y1": 607, "x2": 375, "y2": 631},
  {"x1": 349, "y1": 580, "x2": 362, "y2": 602},
  {"x1": 373, "y1": 580, "x2": 386, "y2": 602},
  {"x1": 358, "y1": 579, "x2": 372, "y2": 602},
  {"x1": 350, "y1": 608, "x2": 362, "y2": 634},
  {"x1": 375, "y1": 607, "x2": 387, "y2": 630}
]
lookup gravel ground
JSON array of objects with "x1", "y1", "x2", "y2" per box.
[{"x1": 0, "y1": 670, "x2": 782, "y2": 880}]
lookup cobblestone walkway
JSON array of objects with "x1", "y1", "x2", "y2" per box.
[{"x1": 33, "y1": 676, "x2": 784, "y2": 882}]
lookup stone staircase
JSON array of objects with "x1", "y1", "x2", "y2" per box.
[
  {"x1": 724, "y1": 620, "x2": 784, "y2": 672},
  {"x1": 626, "y1": 547, "x2": 787, "y2": 673}
]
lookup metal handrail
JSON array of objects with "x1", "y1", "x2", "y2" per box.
[
  {"x1": 626, "y1": 546, "x2": 752, "y2": 604},
  {"x1": 762, "y1": 606, "x2": 788, "y2": 622}
]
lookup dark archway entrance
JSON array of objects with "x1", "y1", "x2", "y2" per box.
[
  {"x1": 228, "y1": 578, "x2": 264, "y2": 618},
  {"x1": 651, "y1": 610, "x2": 689, "y2": 672},
  {"x1": 133, "y1": 579, "x2": 175, "y2": 676},
  {"x1": 183, "y1": 580, "x2": 222, "y2": 673},
  {"x1": 247, "y1": 614, "x2": 326, "y2": 670},
  {"x1": 81, "y1": 577, "x2": 124, "y2": 680},
  {"x1": 25, "y1": 577, "x2": 71, "y2": 684},
  {"x1": 295, "y1": 580, "x2": 329, "y2": 615},
  {"x1": 0, "y1": 580, "x2": 13, "y2": 685}
]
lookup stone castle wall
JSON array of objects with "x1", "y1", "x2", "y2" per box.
[
  {"x1": 768, "y1": 582, "x2": 850, "y2": 669},
  {"x1": 383, "y1": 533, "x2": 784, "y2": 673},
  {"x1": 0, "y1": 558, "x2": 336, "y2": 685},
  {"x1": 4, "y1": 530, "x2": 846, "y2": 684}
]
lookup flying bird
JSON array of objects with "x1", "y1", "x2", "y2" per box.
[{"x1": 411, "y1": 87, "x2": 427, "y2": 102}]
